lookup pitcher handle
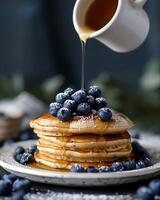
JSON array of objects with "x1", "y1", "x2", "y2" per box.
[{"x1": 131, "y1": 0, "x2": 148, "y2": 8}]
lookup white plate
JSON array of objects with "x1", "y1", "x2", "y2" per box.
[{"x1": 0, "y1": 140, "x2": 160, "y2": 187}]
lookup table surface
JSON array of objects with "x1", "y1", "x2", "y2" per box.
[
  {"x1": 1, "y1": 133, "x2": 160, "y2": 200},
  {"x1": 25, "y1": 182, "x2": 141, "y2": 200}
]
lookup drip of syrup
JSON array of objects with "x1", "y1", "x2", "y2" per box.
[
  {"x1": 79, "y1": 27, "x2": 95, "y2": 89},
  {"x1": 78, "y1": 0, "x2": 118, "y2": 89}
]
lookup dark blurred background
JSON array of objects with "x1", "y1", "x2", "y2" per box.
[{"x1": 0, "y1": 0, "x2": 159, "y2": 132}]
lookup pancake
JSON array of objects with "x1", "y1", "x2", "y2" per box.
[
  {"x1": 30, "y1": 111, "x2": 133, "y2": 135},
  {"x1": 37, "y1": 132, "x2": 131, "y2": 151},
  {"x1": 34, "y1": 152, "x2": 134, "y2": 170},
  {"x1": 36, "y1": 131, "x2": 132, "y2": 163},
  {"x1": 30, "y1": 109, "x2": 134, "y2": 170},
  {"x1": 37, "y1": 146, "x2": 132, "y2": 162}
]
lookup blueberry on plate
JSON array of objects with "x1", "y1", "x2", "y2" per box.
[
  {"x1": 49, "y1": 102, "x2": 62, "y2": 116},
  {"x1": 99, "y1": 166, "x2": 111, "y2": 173},
  {"x1": 77, "y1": 103, "x2": 91, "y2": 115},
  {"x1": 3, "y1": 173, "x2": 17, "y2": 184},
  {"x1": 13, "y1": 179, "x2": 31, "y2": 192},
  {"x1": 136, "y1": 160, "x2": 145, "y2": 169},
  {"x1": 111, "y1": 162, "x2": 124, "y2": 172},
  {"x1": 55, "y1": 92, "x2": 69, "y2": 104},
  {"x1": 149, "y1": 179, "x2": 160, "y2": 195},
  {"x1": 20, "y1": 153, "x2": 34, "y2": 165},
  {"x1": 26, "y1": 145, "x2": 37, "y2": 155},
  {"x1": 132, "y1": 141, "x2": 151, "y2": 160},
  {"x1": 86, "y1": 95, "x2": 94, "y2": 108},
  {"x1": 136, "y1": 186, "x2": 154, "y2": 200},
  {"x1": 71, "y1": 90, "x2": 87, "y2": 104},
  {"x1": 143, "y1": 157, "x2": 152, "y2": 167},
  {"x1": 94, "y1": 97, "x2": 107, "y2": 110},
  {"x1": 71, "y1": 164, "x2": 85, "y2": 173},
  {"x1": 63, "y1": 100, "x2": 76, "y2": 111},
  {"x1": 64, "y1": 88, "x2": 75, "y2": 96},
  {"x1": 87, "y1": 166, "x2": 98, "y2": 173},
  {"x1": 11, "y1": 190, "x2": 26, "y2": 200},
  {"x1": 123, "y1": 160, "x2": 135, "y2": 171},
  {"x1": 57, "y1": 108, "x2": 72, "y2": 122},
  {"x1": 88, "y1": 86, "x2": 101, "y2": 98},
  {"x1": 0, "y1": 180, "x2": 12, "y2": 195},
  {"x1": 98, "y1": 108, "x2": 112, "y2": 121},
  {"x1": 15, "y1": 146, "x2": 25, "y2": 156},
  {"x1": 15, "y1": 154, "x2": 23, "y2": 163}
]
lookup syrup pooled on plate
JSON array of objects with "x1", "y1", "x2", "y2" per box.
[{"x1": 28, "y1": 162, "x2": 69, "y2": 172}]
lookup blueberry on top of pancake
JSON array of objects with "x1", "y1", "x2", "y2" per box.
[{"x1": 48, "y1": 86, "x2": 113, "y2": 122}]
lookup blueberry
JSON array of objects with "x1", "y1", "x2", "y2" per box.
[
  {"x1": 123, "y1": 160, "x2": 135, "y2": 170},
  {"x1": 5, "y1": 180, "x2": 12, "y2": 192},
  {"x1": 15, "y1": 147, "x2": 25, "y2": 156},
  {"x1": 111, "y1": 162, "x2": 124, "y2": 172},
  {"x1": 64, "y1": 88, "x2": 75, "y2": 96},
  {"x1": 77, "y1": 103, "x2": 91, "y2": 115},
  {"x1": 99, "y1": 166, "x2": 111, "y2": 173},
  {"x1": 20, "y1": 153, "x2": 34, "y2": 165},
  {"x1": 55, "y1": 93, "x2": 69, "y2": 104},
  {"x1": 86, "y1": 95, "x2": 94, "y2": 108},
  {"x1": 63, "y1": 100, "x2": 76, "y2": 111},
  {"x1": 87, "y1": 166, "x2": 98, "y2": 173},
  {"x1": 11, "y1": 190, "x2": 26, "y2": 200},
  {"x1": 98, "y1": 108, "x2": 112, "y2": 121},
  {"x1": 132, "y1": 141, "x2": 144, "y2": 153},
  {"x1": 26, "y1": 145, "x2": 37, "y2": 155},
  {"x1": 149, "y1": 179, "x2": 160, "y2": 195},
  {"x1": 143, "y1": 157, "x2": 152, "y2": 167},
  {"x1": 71, "y1": 90, "x2": 87, "y2": 104},
  {"x1": 31, "y1": 133, "x2": 38, "y2": 140},
  {"x1": 136, "y1": 160, "x2": 145, "y2": 169},
  {"x1": 3, "y1": 173, "x2": 17, "y2": 183},
  {"x1": 13, "y1": 179, "x2": 31, "y2": 192},
  {"x1": 57, "y1": 108, "x2": 72, "y2": 121},
  {"x1": 15, "y1": 154, "x2": 23, "y2": 163},
  {"x1": 136, "y1": 186, "x2": 154, "y2": 200},
  {"x1": 49, "y1": 102, "x2": 62, "y2": 116},
  {"x1": 88, "y1": 86, "x2": 101, "y2": 98},
  {"x1": 132, "y1": 141, "x2": 151, "y2": 160},
  {"x1": 142, "y1": 149, "x2": 152, "y2": 160},
  {"x1": 71, "y1": 164, "x2": 85, "y2": 173},
  {"x1": 0, "y1": 180, "x2": 12, "y2": 195},
  {"x1": 20, "y1": 132, "x2": 31, "y2": 141},
  {"x1": 94, "y1": 97, "x2": 107, "y2": 110}
]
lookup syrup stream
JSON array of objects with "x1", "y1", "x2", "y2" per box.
[{"x1": 81, "y1": 40, "x2": 86, "y2": 89}]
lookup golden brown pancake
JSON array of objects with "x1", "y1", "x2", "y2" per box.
[
  {"x1": 35, "y1": 131, "x2": 132, "y2": 165},
  {"x1": 30, "y1": 110, "x2": 134, "y2": 170},
  {"x1": 37, "y1": 132, "x2": 131, "y2": 151},
  {"x1": 34, "y1": 152, "x2": 134, "y2": 170},
  {"x1": 30, "y1": 111, "x2": 133, "y2": 135},
  {"x1": 37, "y1": 146, "x2": 132, "y2": 162}
]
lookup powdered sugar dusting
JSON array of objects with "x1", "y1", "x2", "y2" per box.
[{"x1": 25, "y1": 191, "x2": 134, "y2": 200}]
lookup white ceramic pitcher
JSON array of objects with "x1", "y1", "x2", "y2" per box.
[{"x1": 73, "y1": 0, "x2": 150, "y2": 53}]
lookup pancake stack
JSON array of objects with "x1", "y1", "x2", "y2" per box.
[{"x1": 30, "y1": 110, "x2": 134, "y2": 170}]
